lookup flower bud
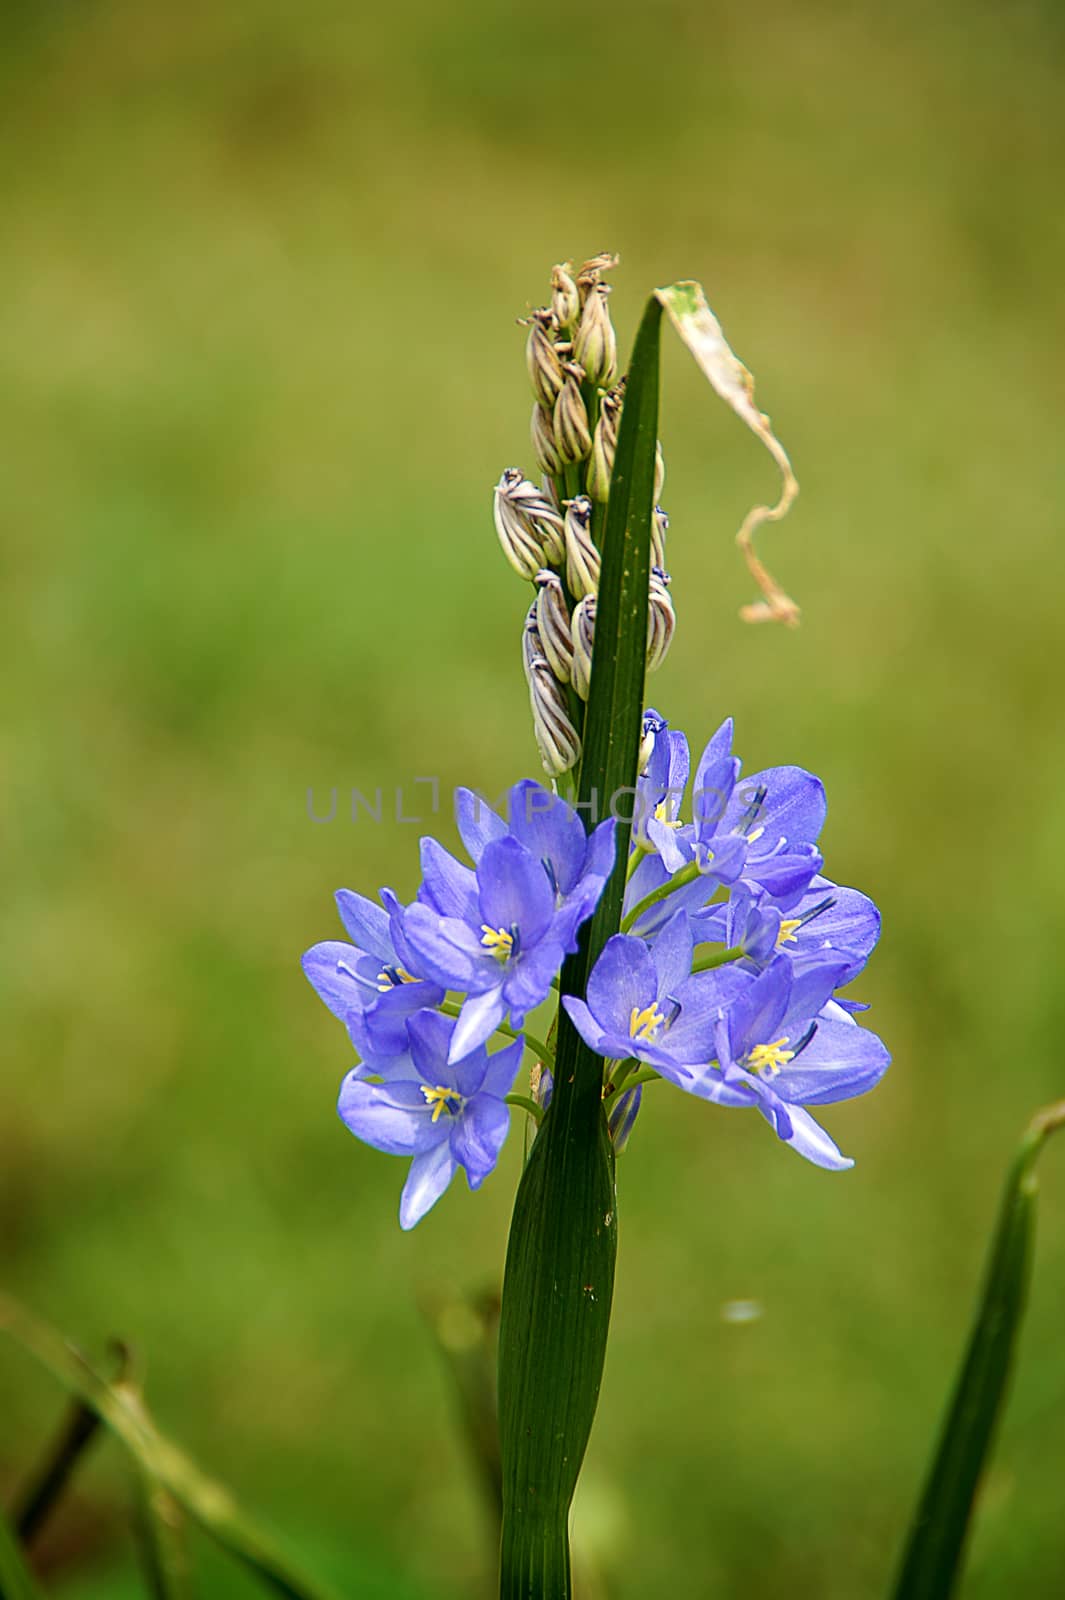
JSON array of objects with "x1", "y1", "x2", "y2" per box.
[
  {"x1": 655, "y1": 441, "x2": 666, "y2": 501},
  {"x1": 522, "y1": 602, "x2": 548, "y2": 683},
  {"x1": 646, "y1": 567, "x2": 676, "y2": 673},
  {"x1": 528, "y1": 658, "x2": 582, "y2": 776},
  {"x1": 608, "y1": 1082, "x2": 642, "y2": 1153},
  {"x1": 531, "y1": 402, "x2": 563, "y2": 477},
  {"x1": 525, "y1": 309, "x2": 564, "y2": 409},
  {"x1": 651, "y1": 504, "x2": 669, "y2": 570},
  {"x1": 535, "y1": 570, "x2": 574, "y2": 683},
  {"x1": 563, "y1": 495, "x2": 601, "y2": 601},
  {"x1": 553, "y1": 363, "x2": 592, "y2": 464},
  {"x1": 570, "y1": 593, "x2": 596, "y2": 701},
  {"x1": 573, "y1": 284, "x2": 618, "y2": 388},
  {"x1": 586, "y1": 382, "x2": 624, "y2": 501},
  {"x1": 550, "y1": 263, "x2": 580, "y2": 332}
]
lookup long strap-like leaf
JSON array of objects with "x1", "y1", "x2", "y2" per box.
[
  {"x1": 0, "y1": 1505, "x2": 45, "y2": 1600},
  {"x1": 497, "y1": 297, "x2": 663, "y2": 1599},
  {"x1": 891, "y1": 1100, "x2": 1065, "y2": 1600}
]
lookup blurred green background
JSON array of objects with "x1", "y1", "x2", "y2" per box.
[{"x1": 3, "y1": 0, "x2": 1065, "y2": 1594}]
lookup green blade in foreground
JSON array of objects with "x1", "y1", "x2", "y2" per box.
[
  {"x1": 891, "y1": 1100, "x2": 1065, "y2": 1600},
  {"x1": 497, "y1": 295, "x2": 663, "y2": 1600},
  {"x1": 0, "y1": 1504, "x2": 45, "y2": 1600},
  {"x1": 0, "y1": 1295, "x2": 343, "y2": 1600}
]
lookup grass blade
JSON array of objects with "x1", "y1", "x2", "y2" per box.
[
  {"x1": 0, "y1": 1294, "x2": 343, "y2": 1600},
  {"x1": 890, "y1": 1100, "x2": 1065, "y2": 1600},
  {"x1": 497, "y1": 295, "x2": 663, "y2": 1599},
  {"x1": 0, "y1": 1506, "x2": 45, "y2": 1600}
]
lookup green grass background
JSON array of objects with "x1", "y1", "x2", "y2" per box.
[{"x1": 3, "y1": 1, "x2": 1065, "y2": 1594}]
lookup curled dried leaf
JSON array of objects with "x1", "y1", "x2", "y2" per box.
[{"x1": 655, "y1": 280, "x2": 800, "y2": 626}]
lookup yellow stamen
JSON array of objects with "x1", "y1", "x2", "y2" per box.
[
  {"x1": 421, "y1": 1084, "x2": 462, "y2": 1123},
  {"x1": 746, "y1": 1037, "x2": 795, "y2": 1079},
  {"x1": 629, "y1": 1002, "x2": 666, "y2": 1044},
  {"x1": 480, "y1": 925, "x2": 514, "y2": 963},
  {"x1": 376, "y1": 964, "x2": 418, "y2": 993},
  {"x1": 776, "y1": 918, "x2": 801, "y2": 948},
  {"x1": 653, "y1": 801, "x2": 681, "y2": 830},
  {"x1": 746, "y1": 825, "x2": 765, "y2": 845}
]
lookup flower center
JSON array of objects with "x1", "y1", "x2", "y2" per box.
[
  {"x1": 420, "y1": 1084, "x2": 464, "y2": 1123},
  {"x1": 776, "y1": 918, "x2": 802, "y2": 948},
  {"x1": 653, "y1": 800, "x2": 681, "y2": 829},
  {"x1": 481, "y1": 924, "x2": 516, "y2": 963},
  {"x1": 629, "y1": 1002, "x2": 666, "y2": 1044},
  {"x1": 745, "y1": 1037, "x2": 795, "y2": 1079},
  {"x1": 376, "y1": 963, "x2": 418, "y2": 992}
]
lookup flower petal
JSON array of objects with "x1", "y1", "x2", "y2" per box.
[
  {"x1": 454, "y1": 787, "x2": 508, "y2": 862},
  {"x1": 504, "y1": 780, "x2": 587, "y2": 894},
  {"x1": 400, "y1": 1142, "x2": 458, "y2": 1228},
  {"x1": 477, "y1": 836, "x2": 556, "y2": 946},
  {"x1": 586, "y1": 934, "x2": 658, "y2": 1034},
  {"x1": 776, "y1": 1018, "x2": 891, "y2": 1105},
  {"x1": 334, "y1": 890, "x2": 394, "y2": 960},
  {"x1": 480, "y1": 1036, "x2": 526, "y2": 1100},
  {"x1": 451, "y1": 1094, "x2": 510, "y2": 1188},
  {"x1": 418, "y1": 839, "x2": 480, "y2": 922},
  {"x1": 765, "y1": 1103, "x2": 854, "y2": 1170},
  {"x1": 449, "y1": 987, "x2": 507, "y2": 1064},
  {"x1": 337, "y1": 1074, "x2": 443, "y2": 1156}
]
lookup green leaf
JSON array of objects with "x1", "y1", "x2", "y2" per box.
[
  {"x1": 497, "y1": 295, "x2": 663, "y2": 1599},
  {"x1": 0, "y1": 1505, "x2": 45, "y2": 1600},
  {"x1": 890, "y1": 1100, "x2": 1065, "y2": 1600},
  {"x1": 0, "y1": 1295, "x2": 343, "y2": 1600}
]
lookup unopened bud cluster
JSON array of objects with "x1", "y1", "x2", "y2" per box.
[{"x1": 493, "y1": 255, "x2": 678, "y2": 779}]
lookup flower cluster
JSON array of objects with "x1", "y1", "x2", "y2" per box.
[
  {"x1": 304, "y1": 712, "x2": 889, "y2": 1224},
  {"x1": 494, "y1": 254, "x2": 675, "y2": 778},
  {"x1": 303, "y1": 782, "x2": 617, "y2": 1227}
]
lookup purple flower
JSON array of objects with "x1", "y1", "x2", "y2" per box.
[
  {"x1": 302, "y1": 889, "x2": 444, "y2": 1068},
  {"x1": 401, "y1": 784, "x2": 616, "y2": 1062},
  {"x1": 562, "y1": 913, "x2": 749, "y2": 1087},
  {"x1": 337, "y1": 1009, "x2": 524, "y2": 1228},
  {"x1": 692, "y1": 719, "x2": 825, "y2": 905},
  {"x1": 693, "y1": 955, "x2": 890, "y2": 1169}
]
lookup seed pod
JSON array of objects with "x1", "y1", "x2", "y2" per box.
[
  {"x1": 495, "y1": 468, "x2": 566, "y2": 568},
  {"x1": 573, "y1": 284, "x2": 618, "y2": 388},
  {"x1": 531, "y1": 402, "x2": 563, "y2": 477},
  {"x1": 525, "y1": 309, "x2": 564, "y2": 409},
  {"x1": 587, "y1": 382, "x2": 624, "y2": 501},
  {"x1": 654, "y1": 441, "x2": 666, "y2": 501},
  {"x1": 528, "y1": 660, "x2": 582, "y2": 776},
  {"x1": 494, "y1": 468, "x2": 551, "y2": 578},
  {"x1": 651, "y1": 504, "x2": 669, "y2": 570},
  {"x1": 576, "y1": 251, "x2": 620, "y2": 305},
  {"x1": 535, "y1": 570, "x2": 574, "y2": 683},
  {"x1": 570, "y1": 593, "x2": 596, "y2": 701},
  {"x1": 553, "y1": 363, "x2": 592, "y2": 464},
  {"x1": 563, "y1": 495, "x2": 600, "y2": 601},
  {"x1": 522, "y1": 602, "x2": 548, "y2": 683},
  {"x1": 550, "y1": 263, "x2": 580, "y2": 332},
  {"x1": 646, "y1": 567, "x2": 676, "y2": 673}
]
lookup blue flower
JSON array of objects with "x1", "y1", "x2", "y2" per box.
[
  {"x1": 692, "y1": 719, "x2": 825, "y2": 904},
  {"x1": 337, "y1": 1009, "x2": 524, "y2": 1228},
  {"x1": 693, "y1": 876, "x2": 881, "y2": 982},
  {"x1": 401, "y1": 783, "x2": 616, "y2": 1062},
  {"x1": 454, "y1": 779, "x2": 617, "y2": 940},
  {"x1": 302, "y1": 889, "x2": 444, "y2": 1067},
  {"x1": 633, "y1": 708, "x2": 691, "y2": 872},
  {"x1": 562, "y1": 913, "x2": 748, "y2": 1087},
  {"x1": 694, "y1": 954, "x2": 890, "y2": 1170}
]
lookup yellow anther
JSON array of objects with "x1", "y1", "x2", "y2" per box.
[
  {"x1": 776, "y1": 918, "x2": 802, "y2": 948},
  {"x1": 629, "y1": 1002, "x2": 666, "y2": 1044},
  {"x1": 746, "y1": 825, "x2": 765, "y2": 845},
  {"x1": 480, "y1": 924, "x2": 515, "y2": 963},
  {"x1": 420, "y1": 1084, "x2": 462, "y2": 1123},
  {"x1": 376, "y1": 964, "x2": 418, "y2": 993},
  {"x1": 746, "y1": 1037, "x2": 795, "y2": 1079},
  {"x1": 653, "y1": 801, "x2": 681, "y2": 830}
]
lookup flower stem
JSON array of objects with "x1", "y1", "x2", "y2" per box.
[
  {"x1": 505, "y1": 1094, "x2": 544, "y2": 1124},
  {"x1": 620, "y1": 859, "x2": 701, "y2": 932},
  {"x1": 625, "y1": 842, "x2": 649, "y2": 883},
  {"x1": 603, "y1": 1066, "x2": 661, "y2": 1110},
  {"x1": 691, "y1": 943, "x2": 744, "y2": 973}
]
